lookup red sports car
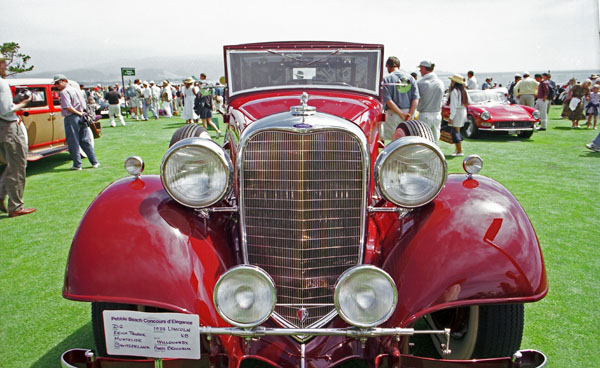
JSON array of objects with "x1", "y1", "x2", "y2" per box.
[
  {"x1": 61, "y1": 42, "x2": 547, "y2": 368},
  {"x1": 442, "y1": 88, "x2": 541, "y2": 139}
]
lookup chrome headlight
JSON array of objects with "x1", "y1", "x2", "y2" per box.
[
  {"x1": 463, "y1": 154, "x2": 483, "y2": 175},
  {"x1": 532, "y1": 110, "x2": 541, "y2": 120},
  {"x1": 161, "y1": 137, "x2": 233, "y2": 208},
  {"x1": 124, "y1": 156, "x2": 144, "y2": 176},
  {"x1": 374, "y1": 136, "x2": 447, "y2": 208},
  {"x1": 334, "y1": 265, "x2": 397, "y2": 328},
  {"x1": 213, "y1": 265, "x2": 276, "y2": 328},
  {"x1": 480, "y1": 111, "x2": 490, "y2": 121}
]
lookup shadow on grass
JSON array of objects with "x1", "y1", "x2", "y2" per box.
[
  {"x1": 31, "y1": 322, "x2": 94, "y2": 368},
  {"x1": 465, "y1": 133, "x2": 534, "y2": 143},
  {"x1": 552, "y1": 126, "x2": 595, "y2": 131},
  {"x1": 162, "y1": 122, "x2": 186, "y2": 129},
  {"x1": 26, "y1": 153, "x2": 72, "y2": 177}
]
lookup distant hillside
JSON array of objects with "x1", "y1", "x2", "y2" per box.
[{"x1": 16, "y1": 55, "x2": 225, "y2": 86}]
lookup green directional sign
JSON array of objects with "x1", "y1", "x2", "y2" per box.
[{"x1": 121, "y1": 67, "x2": 135, "y2": 76}]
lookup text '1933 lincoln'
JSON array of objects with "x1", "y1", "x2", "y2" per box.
[{"x1": 61, "y1": 41, "x2": 548, "y2": 368}]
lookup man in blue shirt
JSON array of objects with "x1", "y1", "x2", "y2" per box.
[{"x1": 381, "y1": 56, "x2": 419, "y2": 141}]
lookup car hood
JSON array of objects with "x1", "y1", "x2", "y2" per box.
[
  {"x1": 471, "y1": 103, "x2": 534, "y2": 120},
  {"x1": 230, "y1": 91, "x2": 380, "y2": 124}
]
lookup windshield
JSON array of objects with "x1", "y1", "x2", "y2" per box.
[
  {"x1": 226, "y1": 49, "x2": 382, "y2": 96},
  {"x1": 467, "y1": 89, "x2": 509, "y2": 104}
]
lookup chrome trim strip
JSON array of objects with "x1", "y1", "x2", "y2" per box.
[
  {"x1": 486, "y1": 128, "x2": 534, "y2": 131},
  {"x1": 226, "y1": 49, "x2": 382, "y2": 97},
  {"x1": 199, "y1": 326, "x2": 449, "y2": 339}
]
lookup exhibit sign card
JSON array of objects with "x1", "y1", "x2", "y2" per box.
[{"x1": 103, "y1": 310, "x2": 200, "y2": 359}]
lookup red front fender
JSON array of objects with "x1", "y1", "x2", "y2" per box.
[
  {"x1": 63, "y1": 175, "x2": 235, "y2": 328},
  {"x1": 379, "y1": 174, "x2": 548, "y2": 327}
]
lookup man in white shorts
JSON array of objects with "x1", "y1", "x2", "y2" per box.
[{"x1": 416, "y1": 60, "x2": 445, "y2": 142}]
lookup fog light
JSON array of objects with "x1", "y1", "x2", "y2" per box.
[
  {"x1": 463, "y1": 154, "x2": 483, "y2": 176},
  {"x1": 124, "y1": 156, "x2": 144, "y2": 176},
  {"x1": 334, "y1": 265, "x2": 397, "y2": 328},
  {"x1": 213, "y1": 265, "x2": 276, "y2": 328}
]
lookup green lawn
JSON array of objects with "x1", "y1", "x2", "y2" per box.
[{"x1": 0, "y1": 107, "x2": 598, "y2": 367}]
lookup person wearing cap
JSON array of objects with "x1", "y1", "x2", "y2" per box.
[
  {"x1": 54, "y1": 74, "x2": 100, "y2": 171},
  {"x1": 182, "y1": 77, "x2": 198, "y2": 124},
  {"x1": 415, "y1": 60, "x2": 444, "y2": 142},
  {"x1": 507, "y1": 74, "x2": 522, "y2": 104},
  {"x1": 161, "y1": 81, "x2": 173, "y2": 118},
  {"x1": 381, "y1": 56, "x2": 420, "y2": 141},
  {"x1": 447, "y1": 74, "x2": 469, "y2": 156},
  {"x1": 466, "y1": 70, "x2": 478, "y2": 90},
  {"x1": 513, "y1": 72, "x2": 538, "y2": 107},
  {"x1": 0, "y1": 53, "x2": 36, "y2": 217}
]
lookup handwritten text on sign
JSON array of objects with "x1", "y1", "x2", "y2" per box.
[{"x1": 103, "y1": 310, "x2": 200, "y2": 359}]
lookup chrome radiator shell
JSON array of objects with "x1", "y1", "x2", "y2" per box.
[{"x1": 237, "y1": 111, "x2": 369, "y2": 333}]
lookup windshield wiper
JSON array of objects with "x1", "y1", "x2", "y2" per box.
[{"x1": 266, "y1": 49, "x2": 341, "y2": 65}]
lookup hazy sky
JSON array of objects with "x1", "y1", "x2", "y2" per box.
[{"x1": 2, "y1": 0, "x2": 599, "y2": 73}]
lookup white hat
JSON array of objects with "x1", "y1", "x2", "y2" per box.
[
  {"x1": 0, "y1": 53, "x2": 8, "y2": 62},
  {"x1": 149, "y1": 80, "x2": 155, "y2": 85},
  {"x1": 417, "y1": 60, "x2": 434, "y2": 68}
]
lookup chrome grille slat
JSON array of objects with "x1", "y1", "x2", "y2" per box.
[{"x1": 241, "y1": 129, "x2": 364, "y2": 329}]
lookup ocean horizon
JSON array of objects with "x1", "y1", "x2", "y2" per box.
[{"x1": 435, "y1": 69, "x2": 599, "y2": 89}]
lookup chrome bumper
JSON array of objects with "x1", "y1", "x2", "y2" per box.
[
  {"x1": 61, "y1": 348, "x2": 547, "y2": 368},
  {"x1": 61, "y1": 325, "x2": 547, "y2": 368}
]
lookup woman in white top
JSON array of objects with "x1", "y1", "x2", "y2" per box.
[
  {"x1": 447, "y1": 74, "x2": 469, "y2": 156},
  {"x1": 181, "y1": 77, "x2": 198, "y2": 124}
]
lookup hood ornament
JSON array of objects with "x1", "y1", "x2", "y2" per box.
[
  {"x1": 297, "y1": 307, "x2": 308, "y2": 323},
  {"x1": 290, "y1": 92, "x2": 316, "y2": 117}
]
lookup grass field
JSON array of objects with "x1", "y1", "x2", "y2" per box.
[{"x1": 0, "y1": 107, "x2": 598, "y2": 367}]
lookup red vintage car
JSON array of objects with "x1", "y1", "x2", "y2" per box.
[
  {"x1": 61, "y1": 42, "x2": 548, "y2": 368},
  {"x1": 441, "y1": 88, "x2": 540, "y2": 139}
]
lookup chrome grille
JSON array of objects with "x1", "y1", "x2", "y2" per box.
[
  {"x1": 495, "y1": 121, "x2": 533, "y2": 129},
  {"x1": 241, "y1": 130, "x2": 365, "y2": 328}
]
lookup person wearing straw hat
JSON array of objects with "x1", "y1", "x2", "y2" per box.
[
  {"x1": 181, "y1": 77, "x2": 198, "y2": 124},
  {"x1": 447, "y1": 74, "x2": 469, "y2": 156},
  {"x1": 161, "y1": 81, "x2": 173, "y2": 118},
  {"x1": 0, "y1": 53, "x2": 36, "y2": 217}
]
